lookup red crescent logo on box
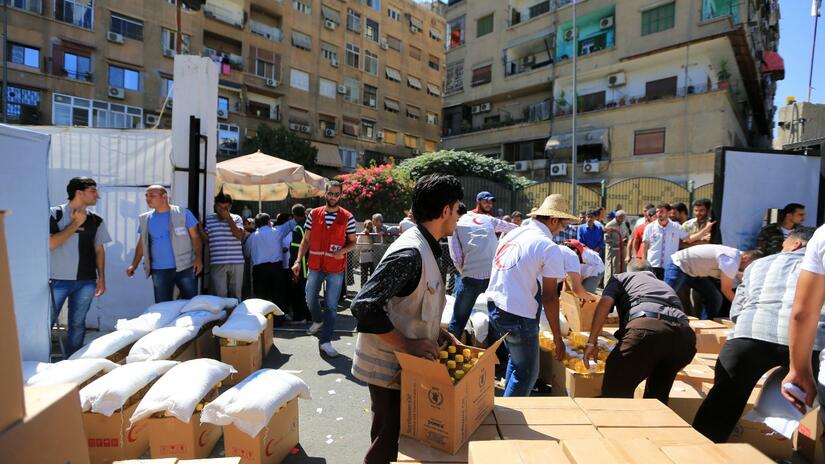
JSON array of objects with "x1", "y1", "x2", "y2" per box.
[
  {"x1": 493, "y1": 242, "x2": 521, "y2": 270},
  {"x1": 198, "y1": 430, "x2": 208, "y2": 447},
  {"x1": 127, "y1": 423, "x2": 145, "y2": 443},
  {"x1": 265, "y1": 439, "x2": 275, "y2": 456}
]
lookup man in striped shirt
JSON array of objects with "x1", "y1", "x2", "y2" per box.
[{"x1": 202, "y1": 191, "x2": 247, "y2": 298}]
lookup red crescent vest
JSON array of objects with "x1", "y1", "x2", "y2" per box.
[{"x1": 307, "y1": 206, "x2": 352, "y2": 273}]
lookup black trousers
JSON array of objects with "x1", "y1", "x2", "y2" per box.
[
  {"x1": 693, "y1": 337, "x2": 821, "y2": 443},
  {"x1": 601, "y1": 318, "x2": 697, "y2": 403},
  {"x1": 290, "y1": 275, "x2": 311, "y2": 322},
  {"x1": 365, "y1": 384, "x2": 401, "y2": 464},
  {"x1": 252, "y1": 261, "x2": 282, "y2": 304},
  {"x1": 361, "y1": 262, "x2": 375, "y2": 287}
]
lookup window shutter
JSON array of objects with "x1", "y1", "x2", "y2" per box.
[
  {"x1": 52, "y1": 45, "x2": 65, "y2": 76},
  {"x1": 248, "y1": 46, "x2": 257, "y2": 74}
]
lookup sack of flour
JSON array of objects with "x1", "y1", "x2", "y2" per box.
[
  {"x1": 173, "y1": 310, "x2": 226, "y2": 329},
  {"x1": 126, "y1": 326, "x2": 199, "y2": 363},
  {"x1": 211, "y1": 311, "x2": 266, "y2": 342},
  {"x1": 22, "y1": 361, "x2": 52, "y2": 383},
  {"x1": 236, "y1": 298, "x2": 283, "y2": 317},
  {"x1": 181, "y1": 295, "x2": 238, "y2": 313},
  {"x1": 80, "y1": 360, "x2": 179, "y2": 415},
  {"x1": 26, "y1": 358, "x2": 119, "y2": 386},
  {"x1": 69, "y1": 329, "x2": 149, "y2": 360},
  {"x1": 116, "y1": 300, "x2": 189, "y2": 332}
]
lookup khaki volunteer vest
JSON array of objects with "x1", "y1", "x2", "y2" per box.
[{"x1": 139, "y1": 205, "x2": 195, "y2": 276}]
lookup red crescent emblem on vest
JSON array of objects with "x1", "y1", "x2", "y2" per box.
[
  {"x1": 494, "y1": 242, "x2": 521, "y2": 270},
  {"x1": 265, "y1": 439, "x2": 275, "y2": 456},
  {"x1": 198, "y1": 430, "x2": 208, "y2": 447},
  {"x1": 472, "y1": 217, "x2": 484, "y2": 225}
]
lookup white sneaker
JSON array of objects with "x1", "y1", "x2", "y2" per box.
[
  {"x1": 319, "y1": 342, "x2": 339, "y2": 357},
  {"x1": 307, "y1": 321, "x2": 323, "y2": 335}
]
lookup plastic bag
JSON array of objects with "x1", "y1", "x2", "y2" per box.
[
  {"x1": 173, "y1": 310, "x2": 226, "y2": 329},
  {"x1": 181, "y1": 295, "x2": 238, "y2": 313},
  {"x1": 130, "y1": 359, "x2": 236, "y2": 426},
  {"x1": 126, "y1": 326, "x2": 200, "y2": 363},
  {"x1": 116, "y1": 300, "x2": 189, "y2": 332},
  {"x1": 236, "y1": 298, "x2": 283, "y2": 317},
  {"x1": 212, "y1": 311, "x2": 266, "y2": 342},
  {"x1": 79, "y1": 360, "x2": 179, "y2": 415},
  {"x1": 22, "y1": 361, "x2": 52, "y2": 383},
  {"x1": 26, "y1": 358, "x2": 119, "y2": 386},
  {"x1": 201, "y1": 369, "x2": 310, "y2": 437},
  {"x1": 69, "y1": 329, "x2": 149, "y2": 360}
]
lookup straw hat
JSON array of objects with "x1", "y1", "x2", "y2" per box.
[{"x1": 527, "y1": 194, "x2": 578, "y2": 220}]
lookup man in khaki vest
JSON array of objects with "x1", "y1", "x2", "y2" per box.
[{"x1": 351, "y1": 174, "x2": 464, "y2": 464}]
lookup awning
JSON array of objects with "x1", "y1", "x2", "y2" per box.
[
  {"x1": 288, "y1": 114, "x2": 310, "y2": 126},
  {"x1": 291, "y1": 32, "x2": 312, "y2": 50},
  {"x1": 384, "y1": 99, "x2": 400, "y2": 111},
  {"x1": 321, "y1": 5, "x2": 340, "y2": 24},
  {"x1": 427, "y1": 83, "x2": 441, "y2": 96},
  {"x1": 430, "y1": 29, "x2": 442, "y2": 40},
  {"x1": 407, "y1": 76, "x2": 422, "y2": 89},
  {"x1": 406, "y1": 106, "x2": 421, "y2": 117},
  {"x1": 760, "y1": 51, "x2": 785, "y2": 79},
  {"x1": 385, "y1": 67, "x2": 401, "y2": 81},
  {"x1": 409, "y1": 16, "x2": 424, "y2": 30},
  {"x1": 545, "y1": 128, "x2": 610, "y2": 152},
  {"x1": 313, "y1": 142, "x2": 343, "y2": 168}
]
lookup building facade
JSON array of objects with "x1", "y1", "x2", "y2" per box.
[
  {"x1": 774, "y1": 100, "x2": 825, "y2": 149},
  {"x1": 1, "y1": 0, "x2": 446, "y2": 174},
  {"x1": 441, "y1": 0, "x2": 781, "y2": 188}
]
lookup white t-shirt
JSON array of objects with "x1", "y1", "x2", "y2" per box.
[
  {"x1": 560, "y1": 245, "x2": 581, "y2": 275},
  {"x1": 486, "y1": 221, "x2": 566, "y2": 319},
  {"x1": 642, "y1": 220, "x2": 689, "y2": 268},
  {"x1": 581, "y1": 248, "x2": 605, "y2": 279},
  {"x1": 801, "y1": 226, "x2": 825, "y2": 384}
]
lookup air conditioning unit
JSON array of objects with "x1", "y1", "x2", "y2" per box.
[
  {"x1": 583, "y1": 159, "x2": 600, "y2": 173},
  {"x1": 145, "y1": 114, "x2": 159, "y2": 125},
  {"x1": 265, "y1": 78, "x2": 279, "y2": 88},
  {"x1": 163, "y1": 48, "x2": 175, "y2": 58},
  {"x1": 514, "y1": 160, "x2": 531, "y2": 172},
  {"x1": 380, "y1": 39, "x2": 389, "y2": 49},
  {"x1": 108, "y1": 86, "x2": 125, "y2": 99},
  {"x1": 337, "y1": 85, "x2": 348, "y2": 94},
  {"x1": 522, "y1": 55, "x2": 536, "y2": 65},
  {"x1": 368, "y1": 97, "x2": 376, "y2": 107},
  {"x1": 600, "y1": 16, "x2": 614, "y2": 29},
  {"x1": 479, "y1": 102, "x2": 492, "y2": 112},
  {"x1": 107, "y1": 31, "x2": 124, "y2": 44},
  {"x1": 330, "y1": 58, "x2": 339, "y2": 67},
  {"x1": 217, "y1": 108, "x2": 228, "y2": 119},
  {"x1": 607, "y1": 72, "x2": 626, "y2": 87},
  {"x1": 532, "y1": 159, "x2": 547, "y2": 169},
  {"x1": 376, "y1": 129, "x2": 384, "y2": 139},
  {"x1": 550, "y1": 163, "x2": 567, "y2": 176},
  {"x1": 564, "y1": 29, "x2": 575, "y2": 41},
  {"x1": 411, "y1": 148, "x2": 421, "y2": 155},
  {"x1": 324, "y1": 19, "x2": 337, "y2": 30},
  {"x1": 324, "y1": 128, "x2": 336, "y2": 137},
  {"x1": 300, "y1": 124, "x2": 311, "y2": 133}
]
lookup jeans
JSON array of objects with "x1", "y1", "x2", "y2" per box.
[
  {"x1": 488, "y1": 302, "x2": 540, "y2": 397},
  {"x1": 664, "y1": 262, "x2": 724, "y2": 319},
  {"x1": 151, "y1": 267, "x2": 198, "y2": 303},
  {"x1": 306, "y1": 270, "x2": 344, "y2": 344},
  {"x1": 50, "y1": 279, "x2": 96, "y2": 356},
  {"x1": 447, "y1": 276, "x2": 489, "y2": 339}
]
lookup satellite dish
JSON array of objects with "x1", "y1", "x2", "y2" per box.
[{"x1": 181, "y1": 0, "x2": 203, "y2": 10}]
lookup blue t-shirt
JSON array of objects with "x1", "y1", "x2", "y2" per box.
[{"x1": 142, "y1": 209, "x2": 198, "y2": 270}]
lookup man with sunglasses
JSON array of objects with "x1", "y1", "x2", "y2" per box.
[{"x1": 292, "y1": 180, "x2": 357, "y2": 357}]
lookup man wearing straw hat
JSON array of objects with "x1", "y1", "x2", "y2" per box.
[{"x1": 486, "y1": 194, "x2": 577, "y2": 396}]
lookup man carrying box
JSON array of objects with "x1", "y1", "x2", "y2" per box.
[
  {"x1": 584, "y1": 260, "x2": 696, "y2": 403},
  {"x1": 486, "y1": 194, "x2": 575, "y2": 397},
  {"x1": 351, "y1": 174, "x2": 464, "y2": 464}
]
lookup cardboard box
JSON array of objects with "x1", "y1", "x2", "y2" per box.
[
  {"x1": 260, "y1": 314, "x2": 273, "y2": 359},
  {"x1": 223, "y1": 398, "x2": 298, "y2": 464},
  {"x1": 397, "y1": 337, "x2": 504, "y2": 454},
  {"x1": 676, "y1": 363, "x2": 716, "y2": 390},
  {"x1": 492, "y1": 406, "x2": 590, "y2": 426},
  {"x1": 713, "y1": 318, "x2": 735, "y2": 329},
  {"x1": 585, "y1": 409, "x2": 689, "y2": 428},
  {"x1": 559, "y1": 291, "x2": 600, "y2": 333},
  {"x1": 0, "y1": 383, "x2": 90, "y2": 463},
  {"x1": 220, "y1": 339, "x2": 263, "y2": 386},
  {"x1": 689, "y1": 319, "x2": 728, "y2": 334},
  {"x1": 0, "y1": 211, "x2": 25, "y2": 434},
  {"x1": 692, "y1": 353, "x2": 719, "y2": 368},
  {"x1": 665, "y1": 381, "x2": 706, "y2": 424},
  {"x1": 660, "y1": 443, "x2": 776, "y2": 464},
  {"x1": 561, "y1": 437, "x2": 672, "y2": 464},
  {"x1": 728, "y1": 417, "x2": 793, "y2": 460},
  {"x1": 180, "y1": 459, "x2": 242, "y2": 463},
  {"x1": 468, "y1": 440, "x2": 571, "y2": 464},
  {"x1": 497, "y1": 424, "x2": 601, "y2": 441},
  {"x1": 113, "y1": 459, "x2": 178, "y2": 463},
  {"x1": 147, "y1": 412, "x2": 221, "y2": 460},
  {"x1": 397, "y1": 424, "x2": 499, "y2": 463},
  {"x1": 695, "y1": 329, "x2": 729, "y2": 354},
  {"x1": 84, "y1": 403, "x2": 150, "y2": 464},
  {"x1": 537, "y1": 346, "x2": 554, "y2": 386},
  {"x1": 795, "y1": 406, "x2": 824, "y2": 464},
  {"x1": 194, "y1": 328, "x2": 219, "y2": 361},
  {"x1": 493, "y1": 397, "x2": 578, "y2": 409},
  {"x1": 598, "y1": 426, "x2": 712, "y2": 447},
  {"x1": 574, "y1": 398, "x2": 670, "y2": 412},
  {"x1": 549, "y1": 356, "x2": 603, "y2": 398}
]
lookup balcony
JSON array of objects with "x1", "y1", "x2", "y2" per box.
[
  {"x1": 555, "y1": 6, "x2": 615, "y2": 62},
  {"x1": 702, "y1": 0, "x2": 741, "y2": 25},
  {"x1": 203, "y1": 47, "x2": 244, "y2": 73},
  {"x1": 250, "y1": 20, "x2": 283, "y2": 43},
  {"x1": 204, "y1": 2, "x2": 245, "y2": 28},
  {"x1": 442, "y1": 99, "x2": 551, "y2": 138},
  {"x1": 508, "y1": 0, "x2": 573, "y2": 27},
  {"x1": 54, "y1": 0, "x2": 93, "y2": 29},
  {"x1": 503, "y1": 35, "x2": 555, "y2": 77}
]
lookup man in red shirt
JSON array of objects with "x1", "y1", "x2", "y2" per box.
[{"x1": 627, "y1": 208, "x2": 656, "y2": 263}]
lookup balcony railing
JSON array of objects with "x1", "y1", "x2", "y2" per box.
[
  {"x1": 508, "y1": 0, "x2": 573, "y2": 27},
  {"x1": 204, "y1": 3, "x2": 245, "y2": 28},
  {"x1": 504, "y1": 56, "x2": 554, "y2": 77},
  {"x1": 702, "y1": 0, "x2": 741, "y2": 25},
  {"x1": 250, "y1": 20, "x2": 283, "y2": 43},
  {"x1": 54, "y1": 0, "x2": 93, "y2": 29},
  {"x1": 203, "y1": 47, "x2": 244, "y2": 72}
]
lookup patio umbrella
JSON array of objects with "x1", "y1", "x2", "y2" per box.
[{"x1": 216, "y1": 151, "x2": 327, "y2": 210}]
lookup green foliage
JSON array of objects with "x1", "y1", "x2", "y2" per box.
[
  {"x1": 398, "y1": 150, "x2": 533, "y2": 189},
  {"x1": 244, "y1": 123, "x2": 318, "y2": 169}
]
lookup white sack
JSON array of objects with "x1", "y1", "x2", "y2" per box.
[
  {"x1": 126, "y1": 326, "x2": 199, "y2": 363},
  {"x1": 130, "y1": 359, "x2": 235, "y2": 426},
  {"x1": 173, "y1": 310, "x2": 226, "y2": 329},
  {"x1": 236, "y1": 298, "x2": 283, "y2": 316},
  {"x1": 70, "y1": 329, "x2": 149, "y2": 360},
  {"x1": 26, "y1": 358, "x2": 119, "y2": 386},
  {"x1": 181, "y1": 295, "x2": 238, "y2": 313},
  {"x1": 212, "y1": 311, "x2": 267, "y2": 342},
  {"x1": 79, "y1": 360, "x2": 179, "y2": 415},
  {"x1": 22, "y1": 361, "x2": 52, "y2": 383},
  {"x1": 201, "y1": 369, "x2": 310, "y2": 437},
  {"x1": 116, "y1": 300, "x2": 189, "y2": 332}
]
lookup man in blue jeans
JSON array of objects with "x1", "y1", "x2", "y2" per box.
[
  {"x1": 127, "y1": 185, "x2": 202, "y2": 302},
  {"x1": 486, "y1": 194, "x2": 575, "y2": 396},
  {"x1": 49, "y1": 177, "x2": 111, "y2": 356},
  {"x1": 447, "y1": 196, "x2": 517, "y2": 339}
]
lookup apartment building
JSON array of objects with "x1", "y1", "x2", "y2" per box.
[
  {"x1": 774, "y1": 100, "x2": 825, "y2": 150},
  {"x1": 1, "y1": 0, "x2": 446, "y2": 174},
  {"x1": 440, "y1": 0, "x2": 782, "y2": 187}
]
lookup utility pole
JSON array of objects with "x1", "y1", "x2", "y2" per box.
[
  {"x1": 809, "y1": 3, "x2": 820, "y2": 102},
  {"x1": 571, "y1": 0, "x2": 578, "y2": 213}
]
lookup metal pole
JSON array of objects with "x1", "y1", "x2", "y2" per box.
[
  {"x1": 571, "y1": 0, "x2": 578, "y2": 214},
  {"x1": 2, "y1": 1, "x2": 9, "y2": 123},
  {"x1": 188, "y1": 116, "x2": 201, "y2": 218},
  {"x1": 809, "y1": 14, "x2": 819, "y2": 102}
]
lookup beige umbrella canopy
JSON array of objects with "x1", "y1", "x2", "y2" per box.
[{"x1": 216, "y1": 151, "x2": 327, "y2": 209}]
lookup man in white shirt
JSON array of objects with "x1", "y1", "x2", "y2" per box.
[
  {"x1": 487, "y1": 194, "x2": 575, "y2": 397},
  {"x1": 641, "y1": 203, "x2": 713, "y2": 279}
]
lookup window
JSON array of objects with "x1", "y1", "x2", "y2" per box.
[
  {"x1": 161, "y1": 29, "x2": 191, "y2": 54},
  {"x1": 52, "y1": 93, "x2": 143, "y2": 128},
  {"x1": 55, "y1": 0, "x2": 94, "y2": 29},
  {"x1": 343, "y1": 77, "x2": 360, "y2": 103},
  {"x1": 321, "y1": 6, "x2": 341, "y2": 25},
  {"x1": 321, "y1": 42, "x2": 339, "y2": 66},
  {"x1": 426, "y1": 112, "x2": 438, "y2": 125},
  {"x1": 366, "y1": 19, "x2": 380, "y2": 42},
  {"x1": 406, "y1": 105, "x2": 420, "y2": 120},
  {"x1": 404, "y1": 134, "x2": 419, "y2": 149},
  {"x1": 642, "y1": 3, "x2": 675, "y2": 36},
  {"x1": 292, "y1": 31, "x2": 312, "y2": 51},
  {"x1": 342, "y1": 116, "x2": 360, "y2": 137},
  {"x1": 424, "y1": 139, "x2": 437, "y2": 152},
  {"x1": 7, "y1": 0, "x2": 42, "y2": 14},
  {"x1": 218, "y1": 96, "x2": 229, "y2": 116},
  {"x1": 290, "y1": 68, "x2": 310, "y2": 91},
  {"x1": 62, "y1": 51, "x2": 91, "y2": 81},
  {"x1": 7, "y1": 43, "x2": 39, "y2": 68},
  {"x1": 250, "y1": 46, "x2": 281, "y2": 80},
  {"x1": 347, "y1": 9, "x2": 362, "y2": 33},
  {"x1": 471, "y1": 64, "x2": 491, "y2": 87},
  {"x1": 319, "y1": 78, "x2": 337, "y2": 99},
  {"x1": 383, "y1": 129, "x2": 397, "y2": 144},
  {"x1": 387, "y1": 7, "x2": 400, "y2": 21},
  {"x1": 476, "y1": 14, "x2": 493, "y2": 37},
  {"x1": 346, "y1": 43, "x2": 360, "y2": 68},
  {"x1": 426, "y1": 82, "x2": 441, "y2": 97},
  {"x1": 362, "y1": 119, "x2": 375, "y2": 139},
  {"x1": 645, "y1": 76, "x2": 678, "y2": 100},
  {"x1": 162, "y1": 78, "x2": 174, "y2": 98},
  {"x1": 580, "y1": 91, "x2": 606, "y2": 111},
  {"x1": 385, "y1": 66, "x2": 401, "y2": 82},
  {"x1": 364, "y1": 51, "x2": 378, "y2": 75},
  {"x1": 428, "y1": 55, "x2": 440, "y2": 71},
  {"x1": 340, "y1": 147, "x2": 358, "y2": 169},
  {"x1": 386, "y1": 35, "x2": 402, "y2": 52},
  {"x1": 319, "y1": 114, "x2": 336, "y2": 131},
  {"x1": 430, "y1": 28, "x2": 442, "y2": 42},
  {"x1": 409, "y1": 45, "x2": 421, "y2": 61},
  {"x1": 4, "y1": 85, "x2": 40, "y2": 123},
  {"x1": 218, "y1": 123, "x2": 240, "y2": 156},
  {"x1": 288, "y1": 108, "x2": 311, "y2": 133},
  {"x1": 293, "y1": 0, "x2": 311, "y2": 15},
  {"x1": 256, "y1": 59, "x2": 277, "y2": 80},
  {"x1": 407, "y1": 75, "x2": 422, "y2": 90},
  {"x1": 110, "y1": 13, "x2": 144, "y2": 41},
  {"x1": 384, "y1": 98, "x2": 400, "y2": 113},
  {"x1": 108, "y1": 65, "x2": 141, "y2": 91},
  {"x1": 363, "y1": 84, "x2": 377, "y2": 107},
  {"x1": 445, "y1": 61, "x2": 463, "y2": 93},
  {"x1": 634, "y1": 128, "x2": 666, "y2": 155},
  {"x1": 363, "y1": 0, "x2": 380, "y2": 12},
  {"x1": 447, "y1": 15, "x2": 465, "y2": 49}
]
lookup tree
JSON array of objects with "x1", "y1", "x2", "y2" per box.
[
  {"x1": 244, "y1": 123, "x2": 318, "y2": 169},
  {"x1": 398, "y1": 150, "x2": 532, "y2": 189},
  {"x1": 338, "y1": 163, "x2": 414, "y2": 222}
]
